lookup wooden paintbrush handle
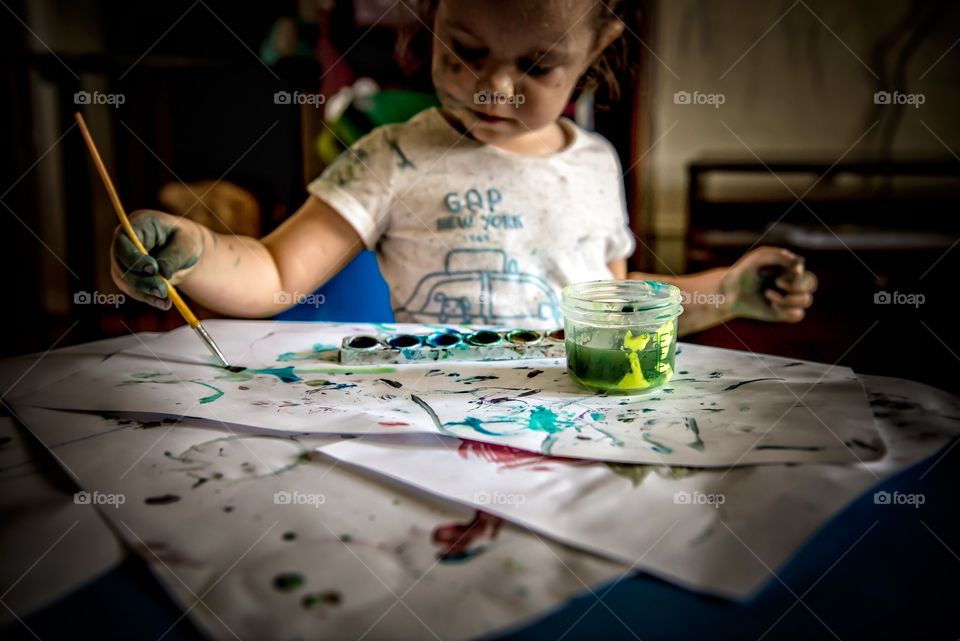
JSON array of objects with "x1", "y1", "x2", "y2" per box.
[{"x1": 74, "y1": 112, "x2": 199, "y2": 328}]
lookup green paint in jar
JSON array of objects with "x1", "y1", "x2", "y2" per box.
[{"x1": 561, "y1": 281, "x2": 683, "y2": 395}]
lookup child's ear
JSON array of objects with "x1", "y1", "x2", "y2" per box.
[{"x1": 590, "y1": 18, "x2": 625, "y2": 60}]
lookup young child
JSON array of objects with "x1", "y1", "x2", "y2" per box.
[{"x1": 111, "y1": 0, "x2": 817, "y2": 334}]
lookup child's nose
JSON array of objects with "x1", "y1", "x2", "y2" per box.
[{"x1": 475, "y1": 68, "x2": 516, "y2": 102}]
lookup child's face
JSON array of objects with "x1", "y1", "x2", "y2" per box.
[{"x1": 431, "y1": 0, "x2": 611, "y2": 146}]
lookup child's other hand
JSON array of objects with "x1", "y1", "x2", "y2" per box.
[
  {"x1": 721, "y1": 247, "x2": 818, "y2": 323},
  {"x1": 109, "y1": 210, "x2": 204, "y2": 310}
]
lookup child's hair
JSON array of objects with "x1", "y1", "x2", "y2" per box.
[{"x1": 395, "y1": 0, "x2": 644, "y2": 101}]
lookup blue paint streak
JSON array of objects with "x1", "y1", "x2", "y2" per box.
[
  {"x1": 253, "y1": 366, "x2": 303, "y2": 383},
  {"x1": 642, "y1": 432, "x2": 673, "y2": 454}
]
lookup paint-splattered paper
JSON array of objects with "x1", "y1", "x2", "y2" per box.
[
  {"x1": 320, "y1": 375, "x2": 960, "y2": 599},
  {"x1": 25, "y1": 320, "x2": 884, "y2": 466},
  {"x1": 8, "y1": 404, "x2": 627, "y2": 641}
]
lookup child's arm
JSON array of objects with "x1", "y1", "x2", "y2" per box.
[
  {"x1": 625, "y1": 247, "x2": 817, "y2": 336},
  {"x1": 110, "y1": 196, "x2": 362, "y2": 317},
  {"x1": 608, "y1": 259, "x2": 628, "y2": 279}
]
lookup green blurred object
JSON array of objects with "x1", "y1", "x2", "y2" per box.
[
  {"x1": 260, "y1": 18, "x2": 317, "y2": 65},
  {"x1": 317, "y1": 88, "x2": 440, "y2": 164}
]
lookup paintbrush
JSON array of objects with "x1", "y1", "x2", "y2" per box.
[{"x1": 74, "y1": 112, "x2": 240, "y2": 372}]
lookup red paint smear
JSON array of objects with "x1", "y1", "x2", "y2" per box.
[
  {"x1": 457, "y1": 441, "x2": 565, "y2": 471},
  {"x1": 378, "y1": 421, "x2": 410, "y2": 427},
  {"x1": 457, "y1": 441, "x2": 592, "y2": 471},
  {"x1": 432, "y1": 510, "x2": 503, "y2": 561}
]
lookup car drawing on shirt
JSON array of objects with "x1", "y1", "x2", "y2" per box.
[{"x1": 398, "y1": 249, "x2": 560, "y2": 324}]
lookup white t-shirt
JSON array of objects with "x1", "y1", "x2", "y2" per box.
[{"x1": 307, "y1": 107, "x2": 635, "y2": 326}]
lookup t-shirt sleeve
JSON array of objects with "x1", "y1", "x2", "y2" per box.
[
  {"x1": 601, "y1": 141, "x2": 636, "y2": 263},
  {"x1": 306, "y1": 126, "x2": 399, "y2": 249}
]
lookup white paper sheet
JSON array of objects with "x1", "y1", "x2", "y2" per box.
[
  {"x1": 24, "y1": 320, "x2": 883, "y2": 466},
  {"x1": 9, "y1": 404, "x2": 629, "y2": 641},
  {"x1": 320, "y1": 375, "x2": 960, "y2": 599}
]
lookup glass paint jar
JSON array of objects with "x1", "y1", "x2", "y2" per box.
[{"x1": 560, "y1": 280, "x2": 683, "y2": 395}]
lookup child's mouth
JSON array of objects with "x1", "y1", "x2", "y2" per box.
[{"x1": 470, "y1": 109, "x2": 509, "y2": 124}]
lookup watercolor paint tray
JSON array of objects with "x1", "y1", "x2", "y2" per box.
[{"x1": 338, "y1": 328, "x2": 565, "y2": 364}]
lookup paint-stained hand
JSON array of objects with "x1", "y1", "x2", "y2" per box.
[
  {"x1": 110, "y1": 210, "x2": 204, "y2": 310},
  {"x1": 721, "y1": 247, "x2": 818, "y2": 323}
]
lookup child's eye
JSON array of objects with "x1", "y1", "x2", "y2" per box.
[
  {"x1": 519, "y1": 58, "x2": 554, "y2": 76},
  {"x1": 452, "y1": 40, "x2": 487, "y2": 63}
]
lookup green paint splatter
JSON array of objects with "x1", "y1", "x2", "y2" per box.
[
  {"x1": 606, "y1": 463, "x2": 700, "y2": 486},
  {"x1": 126, "y1": 375, "x2": 227, "y2": 403},
  {"x1": 282, "y1": 531, "x2": 297, "y2": 541},
  {"x1": 685, "y1": 417, "x2": 704, "y2": 451},
  {"x1": 277, "y1": 343, "x2": 340, "y2": 362},
  {"x1": 642, "y1": 432, "x2": 673, "y2": 454},
  {"x1": 212, "y1": 364, "x2": 393, "y2": 388},
  {"x1": 194, "y1": 381, "x2": 224, "y2": 404},
  {"x1": 295, "y1": 366, "x2": 396, "y2": 375},
  {"x1": 123, "y1": 372, "x2": 180, "y2": 385},
  {"x1": 273, "y1": 572, "x2": 304, "y2": 592},
  {"x1": 605, "y1": 463, "x2": 653, "y2": 487},
  {"x1": 305, "y1": 379, "x2": 356, "y2": 389},
  {"x1": 301, "y1": 590, "x2": 342, "y2": 608}
]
